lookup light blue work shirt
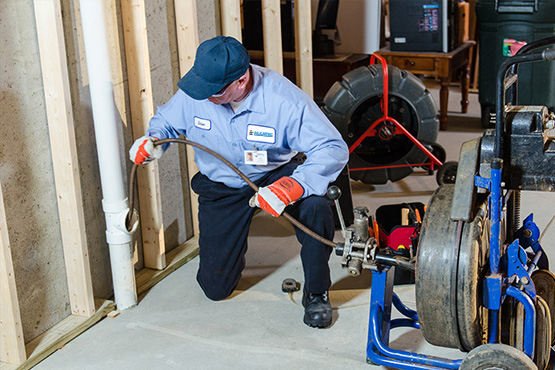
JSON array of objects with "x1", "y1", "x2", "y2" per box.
[{"x1": 147, "y1": 64, "x2": 349, "y2": 198}]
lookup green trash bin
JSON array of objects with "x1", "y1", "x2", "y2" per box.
[{"x1": 476, "y1": 0, "x2": 555, "y2": 127}]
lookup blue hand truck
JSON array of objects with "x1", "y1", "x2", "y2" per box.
[{"x1": 331, "y1": 36, "x2": 555, "y2": 369}]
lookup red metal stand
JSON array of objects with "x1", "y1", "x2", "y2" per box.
[{"x1": 348, "y1": 54, "x2": 442, "y2": 172}]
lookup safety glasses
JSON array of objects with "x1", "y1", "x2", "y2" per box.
[{"x1": 211, "y1": 81, "x2": 234, "y2": 97}]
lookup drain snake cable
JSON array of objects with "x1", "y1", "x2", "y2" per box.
[
  {"x1": 126, "y1": 137, "x2": 339, "y2": 249},
  {"x1": 124, "y1": 139, "x2": 555, "y2": 280}
]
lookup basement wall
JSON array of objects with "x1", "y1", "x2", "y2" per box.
[
  {"x1": 0, "y1": 0, "x2": 217, "y2": 344},
  {"x1": 1, "y1": 0, "x2": 69, "y2": 346}
]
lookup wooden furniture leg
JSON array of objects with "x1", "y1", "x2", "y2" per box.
[
  {"x1": 460, "y1": 63, "x2": 470, "y2": 113},
  {"x1": 439, "y1": 77, "x2": 450, "y2": 131}
]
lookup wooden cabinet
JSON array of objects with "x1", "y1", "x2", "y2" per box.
[{"x1": 376, "y1": 41, "x2": 476, "y2": 130}]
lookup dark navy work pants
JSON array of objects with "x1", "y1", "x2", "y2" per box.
[{"x1": 190, "y1": 162, "x2": 334, "y2": 301}]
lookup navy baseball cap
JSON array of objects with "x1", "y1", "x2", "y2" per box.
[{"x1": 177, "y1": 36, "x2": 250, "y2": 100}]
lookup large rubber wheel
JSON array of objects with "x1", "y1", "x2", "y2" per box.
[
  {"x1": 322, "y1": 64, "x2": 439, "y2": 184},
  {"x1": 532, "y1": 269, "x2": 555, "y2": 345},
  {"x1": 500, "y1": 296, "x2": 516, "y2": 346},
  {"x1": 456, "y1": 197, "x2": 489, "y2": 351},
  {"x1": 534, "y1": 296, "x2": 552, "y2": 370},
  {"x1": 460, "y1": 343, "x2": 538, "y2": 370},
  {"x1": 416, "y1": 184, "x2": 488, "y2": 351},
  {"x1": 503, "y1": 296, "x2": 551, "y2": 370}
]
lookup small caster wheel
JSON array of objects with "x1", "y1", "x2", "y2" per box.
[{"x1": 436, "y1": 161, "x2": 458, "y2": 186}]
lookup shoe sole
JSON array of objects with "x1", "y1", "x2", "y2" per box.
[{"x1": 303, "y1": 317, "x2": 332, "y2": 328}]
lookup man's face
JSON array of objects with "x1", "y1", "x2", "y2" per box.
[
  {"x1": 207, "y1": 80, "x2": 240, "y2": 105},
  {"x1": 207, "y1": 68, "x2": 251, "y2": 105}
]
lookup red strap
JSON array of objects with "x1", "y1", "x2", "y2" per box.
[{"x1": 268, "y1": 177, "x2": 304, "y2": 204}]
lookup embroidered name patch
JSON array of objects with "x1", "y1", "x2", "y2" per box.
[
  {"x1": 194, "y1": 116, "x2": 211, "y2": 130},
  {"x1": 246, "y1": 124, "x2": 275, "y2": 144}
]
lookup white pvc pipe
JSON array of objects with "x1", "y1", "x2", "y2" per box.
[{"x1": 79, "y1": 0, "x2": 138, "y2": 310}]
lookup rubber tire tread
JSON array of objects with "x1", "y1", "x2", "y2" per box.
[
  {"x1": 460, "y1": 343, "x2": 538, "y2": 370},
  {"x1": 456, "y1": 200, "x2": 489, "y2": 351},
  {"x1": 531, "y1": 269, "x2": 555, "y2": 345},
  {"x1": 416, "y1": 184, "x2": 488, "y2": 351},
  {"x1": 535, "y1": 296, "x2": 552, "y2": 370},
  {"x1": 416, "y1": 184, "x2": 462, "y2": 349}
]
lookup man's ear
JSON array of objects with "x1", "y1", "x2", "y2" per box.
[
  {"x1": 238, "y1": 68, "x2": 250, "y2": 87},
  {"x1": 238, "y1": 75, "x2": 248, "y2": 87}
]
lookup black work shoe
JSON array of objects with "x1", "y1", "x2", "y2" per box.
[{"x1": 302, "y1": 289, "x2": 332, "y2": 328}]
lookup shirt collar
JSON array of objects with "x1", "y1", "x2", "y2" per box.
[{"x1": 234, "y1": 64, "x2": 266, "y2": 115}]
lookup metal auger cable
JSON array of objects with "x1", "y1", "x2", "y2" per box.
[{"x1": 127, "y1": 137, "x2": 339, "y2": 249}]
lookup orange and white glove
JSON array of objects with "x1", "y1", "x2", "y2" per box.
[
  {"x1": 250, "y1": 177, "x2": 304, "y2": 217},
  {"x1": 129, "y1": 136, "x2": 163, "y2": 165}
]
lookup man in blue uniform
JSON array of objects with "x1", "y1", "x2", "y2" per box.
[{"x1": 129, "y1": 36, "x2": 348, "y2": 328}]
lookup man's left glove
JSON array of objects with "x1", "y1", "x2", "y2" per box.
[{"x1": 250, "y1": 177, "x2": 304, "y2": 217}]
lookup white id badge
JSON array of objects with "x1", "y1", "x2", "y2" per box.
[{"x1": 244, "y1": 150, "x2": 268, "y2": 165}]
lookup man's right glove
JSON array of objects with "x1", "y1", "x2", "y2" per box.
[
  {"x1": 129, "y1": 136, "x2": 163, "y2": 165},
  {"x1": 250, "y1": 177, "x2": 304, "y2": 217}
]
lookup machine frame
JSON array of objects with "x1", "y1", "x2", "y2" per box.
[{"x1": 347, "y1": 38, "x2": 555, "y2": 369}]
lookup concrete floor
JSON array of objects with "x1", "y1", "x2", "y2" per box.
[{"x1": 33, "y1": 85, "x2": 555, "y2": 369}]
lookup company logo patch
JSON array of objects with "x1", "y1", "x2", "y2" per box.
[
  {"x1": 246, "y1": 124, "x2": 275, "y2": 144},
  {"x1": 194, "y1": 116, "x2": 211, "y2": 130}
]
